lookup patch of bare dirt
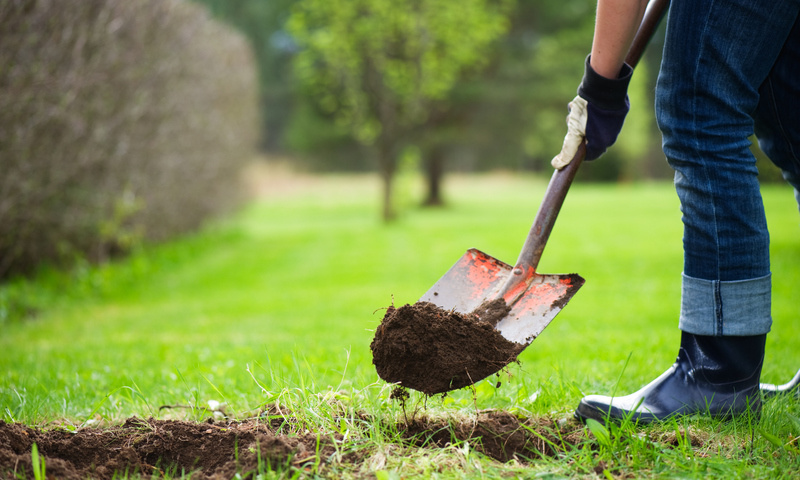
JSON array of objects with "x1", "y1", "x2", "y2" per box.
[
  {"x1": 241, "y1": 159, "x2": 377, "y2": 200},
  {"x1": 0, "y1": 417, "x2": 341, "y2": 480},
  {"x1": 398, "y1": 410, "x2": 586, "y2": 463}
]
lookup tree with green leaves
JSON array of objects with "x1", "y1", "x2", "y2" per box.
[{"x1": 288, "y1": 0, "x2": 513, "y2": 220}]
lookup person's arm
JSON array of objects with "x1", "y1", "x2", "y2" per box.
[
  {"x1": 590, "y1": 0, "x2": 650, "y2": 79},
  {"x1": 551, "y1": 0, "x2": 650, "y2": 168}
]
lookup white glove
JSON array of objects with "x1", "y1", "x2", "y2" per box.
[{"x1": 551, "y1": 95, "x2": 587, "y2": 170}]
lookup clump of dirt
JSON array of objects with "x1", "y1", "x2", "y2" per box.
[
  {"x1": 470, "y1": 298, "x2": 513, "y2": 327},
  {"x1": 370, "y1": 301, "x2": 524, "y2": 395},
  {"x1": 0, "y1": 417, "x2": 340, "y2": 480},
  {"x1": 655, "y1": 428, "x2": 706, "y2": 447},
  {"x1": 399, "y1": 410, "x2": 585, "y2": 462}
]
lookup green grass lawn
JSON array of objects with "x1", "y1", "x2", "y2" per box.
[{"x1": 2, "y1": 169, "x2": 799, "y2": 477}]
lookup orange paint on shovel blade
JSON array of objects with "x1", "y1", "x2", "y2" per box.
[
  {"x1": 464, "y1": 250, "x2": 504, "y2": 299},
  {"x1": 514, "y1": 282, "x2": 560, "y2": 312}
]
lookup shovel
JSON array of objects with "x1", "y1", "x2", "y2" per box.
[{"x1": 419, "y1": 0, "x2": 670, "y2": 351}]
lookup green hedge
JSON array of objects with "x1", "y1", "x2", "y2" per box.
[{"x1": 0, "y1": 0, "x2": 258, "y2": 278}]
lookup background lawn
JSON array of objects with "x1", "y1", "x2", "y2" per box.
[{"x1": 3, "y1": 168, "x2": 798, "y2": 427}]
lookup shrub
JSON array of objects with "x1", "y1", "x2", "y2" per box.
[{"x1": 0, "y1": 0, "x2": 258, "y2": 278}]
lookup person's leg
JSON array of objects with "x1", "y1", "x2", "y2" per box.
[
  {"x1": 576, "y1": 0, "x2": 800, "y2": 424},
  {"x1": 661, "y1": 0, "x2": 800, "y2": 336},
  {"x1": 752, "y1": 12, "x2": 800, "y2": 399},
  {"x1": 753, "y1": 15, "x2": 800, "y2": 210}
]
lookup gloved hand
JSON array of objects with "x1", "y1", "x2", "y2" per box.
[{"x1": 552, "y1": 55, "x2": 633, "y2": 169}]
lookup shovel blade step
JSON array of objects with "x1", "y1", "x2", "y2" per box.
[{"x1": 420, "y1": 248, "x2": 584, "y2": 345}]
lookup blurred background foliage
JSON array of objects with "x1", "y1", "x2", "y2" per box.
[{"x1": 197, "y1": 0, "x2": 669, "y2": 178}]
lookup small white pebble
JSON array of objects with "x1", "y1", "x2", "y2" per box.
[{"x1": 527, "y1": 389, "x2": 540, "y2": 403}]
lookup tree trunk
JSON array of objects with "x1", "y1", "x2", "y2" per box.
[
  {"x1": 377, "y1": 141, "x2": 396, "y2": 221},
  {"x1": 423, "y1": 144, "x2": 445, "y2": 206}
]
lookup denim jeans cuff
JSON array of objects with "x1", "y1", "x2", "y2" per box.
[{"x1": 679, "y1": 273, "x2": 772, "y2": 336}]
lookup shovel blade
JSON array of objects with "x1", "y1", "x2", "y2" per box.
[{"x1": 420, "y1": 248, "x2": 584, "y2": 345}]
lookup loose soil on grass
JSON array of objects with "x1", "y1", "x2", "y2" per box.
[
  {"x1": 0, "y1": 412, "x2": 590, "y2": 479},
  {"x1": 371, "y1": 301, "x2": 524, "y2": 395},
  {"x1": 400, "y1": 410, "x2": 586, "y2": 462},
  {"x1": 0, "y1": 416, "x2": 342, "y2": 480}
]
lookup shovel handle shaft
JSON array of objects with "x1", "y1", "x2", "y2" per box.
[
  {"x1": 496, "y1": 144, "x2": 585, "y2": 304},
  {"x1": 626, "y1": 0, "x2": 670, "y2": 69},
  {"x1": 516, "y1": 142, "x2": 585, "y2": 273}
]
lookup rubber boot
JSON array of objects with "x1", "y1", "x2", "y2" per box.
[{"x1": 574, "y1": 332, "x2": 766, "y2": 424}]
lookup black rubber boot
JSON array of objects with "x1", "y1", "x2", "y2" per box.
[{"x1": 575, "y1": 332, "x2": 766, "y2": 424}]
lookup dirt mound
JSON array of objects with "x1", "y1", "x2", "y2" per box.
[
  {"x1": 371, "y1": 302, "x2": 524, "y2": 395},
  {"x1": 400, "y1": 410, "x2": 584, "y2": 462},
  {"x1": 1, "y1": 412, "x2": 587, "y2": 479},
  {"x1": 0, "y1": 417, "x2": 338, "y2": 479}
]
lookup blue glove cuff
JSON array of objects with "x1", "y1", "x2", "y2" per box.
[{"x1": 578, "y1": 55, "x2": 633, "y2": 111}]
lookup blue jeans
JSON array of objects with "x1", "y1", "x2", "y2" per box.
[{"x1": 655, "y1": 0, "x2": 800, "y2": 336}]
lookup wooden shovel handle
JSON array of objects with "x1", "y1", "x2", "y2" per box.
[
  {"x1": 626, "y1": 0, "x2": 670, "y2": 69},
  {"x1": 499, "y1": 0, "x2": 670, "y2": 302},
  {"x1": 518, "y1": 142, "x2": 584, "y2": 273}
]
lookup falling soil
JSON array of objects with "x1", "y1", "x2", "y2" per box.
[{"x1": 370, "y1": 301, "x2": 524, "y2": 395}]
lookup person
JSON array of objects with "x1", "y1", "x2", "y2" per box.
[{"x1": 553, "y1": 0, "x2": 800, "y2": 424}]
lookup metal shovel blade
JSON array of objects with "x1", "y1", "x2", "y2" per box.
[{"x1": 419, "y1": 248, "x2": 584, "y2": 345}]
